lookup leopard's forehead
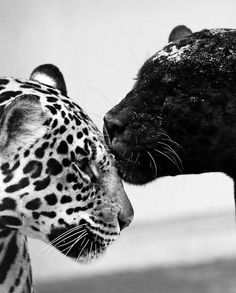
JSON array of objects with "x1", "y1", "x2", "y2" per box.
[{"x1": 0, "y1": 77, "x2": 102, "y2": 141}]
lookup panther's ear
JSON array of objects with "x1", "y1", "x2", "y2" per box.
[
  {"x1": 168, "y1": 25, "x2": 192, "y2": 42},
  {"x1": 30, "y1": 64, "x2": 67, "y2": 95},
  {"x1": 0, "y1": 95, "x2": 47, "y2": 152}
]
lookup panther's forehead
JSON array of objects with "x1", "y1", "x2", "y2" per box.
[
  {"x1": 136, "y1": 28, "x2": 236, "y2": 94},
  {"x1": 149, "y1": 28, "x2": 236, "y2": 65}
]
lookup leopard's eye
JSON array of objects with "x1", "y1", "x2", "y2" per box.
[{"x1": 77, "y1": 159, "x2": 97, "y2": 183}]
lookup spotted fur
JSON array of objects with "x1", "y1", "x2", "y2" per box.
[{"x1": 0, "y1": 64, "x2": 133, "y2": 293}]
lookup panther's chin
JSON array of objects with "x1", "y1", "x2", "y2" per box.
[
  {"x1": 48, "y1": 224, "x2": 116, "y2": 263},
  {"x1": 116, "y1": 153, "x2": 158, "y2": 185},
  {"x1": 104, "y1": 124, "x2": 183, "y2": 184},
  {"x1": 110, "y1": 144, "x2": 182, "y2": 184}
]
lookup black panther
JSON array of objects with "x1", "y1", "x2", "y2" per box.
[{"x1": 104, "y1": 26, "x2": 236, "y2": 202}]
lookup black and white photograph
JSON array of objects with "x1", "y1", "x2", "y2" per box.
[{"x1": 0, "y1": 1, "x2": 235, "y2": 292}]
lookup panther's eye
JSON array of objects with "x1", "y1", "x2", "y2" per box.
[{"x1": 77, "y1": 159, "x2": 97, "y2": 183}]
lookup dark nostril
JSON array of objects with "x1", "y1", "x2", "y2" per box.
[
  {"x1": 118, "y1": 216, "x2": 132, "y2": 231},
  {"x1": 117, "y1": 190, "x2": 134, "y2": 231},
  {"x1": 118, "y1": 205, "x2": 134, "y2": 231},
  {"x1": 103, "y1": 113, "x2": 125, "y2": 143}
]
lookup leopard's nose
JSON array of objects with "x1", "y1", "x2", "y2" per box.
[
  {"x1": 103, "y1": 112, "x2": 125, "y2": 144},
  {"x1": 117, "y1": 188, "x2": 134, "y2": 231},
  {"x1": 118, "y1": 209, "x2": 134, "y2": 230}
]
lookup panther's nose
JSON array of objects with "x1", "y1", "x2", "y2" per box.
[{"x1": 103, "y1": 112, "x2": 125, "y2": 144}]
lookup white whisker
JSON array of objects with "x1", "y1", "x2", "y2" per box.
[
  {"x1": 76, "y1": 238, "x2": 89, "y2": 262},
  {"x1": 38, "y1": 224, "x2": 87, "y2": 255},
  {"x1": 157, "y1": 141, "x2": 183, "y2": 168},
  {"x1": 59, "y1": 232, "x2": 88, "y2": 255},
  {"x1": 55, "y1": 229, "x2": 87, "y2": 248},
  {"x1": 146, "y1": 151, "x2": 158, "y2": 178},
  {"x1": 153, "y1": 149, "x2": 182, "y2": 173},
  {"x1": 63, "y1": 232, "x2": 88, "y2": 257}
]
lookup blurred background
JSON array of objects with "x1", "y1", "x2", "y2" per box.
[{"x1": 1, "y1": 0, "x2": 236, "y2": 292}]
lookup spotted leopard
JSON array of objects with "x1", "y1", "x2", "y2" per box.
[{"x1": 0, "y1": 64, "x2": 134, "y2": 293}]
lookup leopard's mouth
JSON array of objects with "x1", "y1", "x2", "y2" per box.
[{"x1": 47, "y1": 220, "x2": 117, "y2": 262}]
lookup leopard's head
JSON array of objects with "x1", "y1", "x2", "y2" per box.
[{"x1": 0, "y1": 64, "x2": 133, "y2": 262}]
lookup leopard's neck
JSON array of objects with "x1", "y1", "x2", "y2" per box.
[{"x1": 0, "y1": 229, "x2": 33, "y2": 293}]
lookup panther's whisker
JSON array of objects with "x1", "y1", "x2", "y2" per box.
[
  {"x1": 153, "y1": 149, "x2": 183, "y2": 173},
  {"x1": 146, "y1": 151, "x2": 158, "y2": 178},
  {"x1": 157, "y1": 141, "x2": 183, "y2": 167},
  {"x1": 156, "y1": 131, "x2": 171, "y2": 139},
  {"x1": 161, "y1": 146, "x2": 182, "y2": 170},
  {"x1": 162, "y1": 138, "x2": 185, "y2": 152},
  {"x1": 120, "y1": 150, "x2": 136, "y2": 163},
  {"x1": 133, "y1": 153, "x2": 140, "y2": 167}
]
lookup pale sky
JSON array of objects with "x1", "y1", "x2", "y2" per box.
[{"x1": 0, "y1": 0, "x2": 235, "y2": 222}]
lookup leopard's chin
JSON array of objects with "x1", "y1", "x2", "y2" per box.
[{"x1": 48, "y1": 225, "x2": 115, "y2": 263}]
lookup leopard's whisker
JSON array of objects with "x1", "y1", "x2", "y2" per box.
[
  {"x1": 51, "y1": 227, "x2": 87, "y2": 247},
  {"x1": 54, "y1": 229, "x2": 87, "y2": 249},
  {"x1": 38, "y1": 225, "x2": 87, "y2": 255},
  {"x1": 76, "y1": 239, "x2": 90, "y2": 262},
  {"x1": 60, "y1": 232, "x2": 88, "y2": 256},
  {"x1": 47, "y1": 224, "x2": 86, "y2": 245},
  {"x1": 49, "y1": 224, "x2": 87, "y2": 245}
]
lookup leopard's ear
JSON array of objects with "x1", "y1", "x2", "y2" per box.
[
  {"x1": 168, "y1": 25, "x2": 192, "y2": 42},
  {"x1": 30, "y1": 64, "x2": 67, "y2": 95},
  {"x1": 0, "y1": 94, "x2": 47, "y2": 152}
]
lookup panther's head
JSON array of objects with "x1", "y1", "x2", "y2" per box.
[
  {"x1": 104, "y1": 27, "x2": 236, "y2": 184},
  {"x1": 0, "y1": 64, "x2": 133, "y2": 262}
]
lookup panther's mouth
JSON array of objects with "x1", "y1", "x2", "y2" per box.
[
  {"x1": 103, "y1": 124, "x2": 148, "y2": 155},
  {"x1": 104, "y1": 123, "x2": 184, "y2": 184},
  {"x1": 48, "y1": 220, "x2": 117, "y2": 262}
]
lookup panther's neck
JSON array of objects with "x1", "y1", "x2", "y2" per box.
[{"x1": 0, "y1": 229, "x2": 33, "y2": 293}]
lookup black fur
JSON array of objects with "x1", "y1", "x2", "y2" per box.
[{"x1": 104, "y1": 29, "x2": 236, "y2": 196}]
